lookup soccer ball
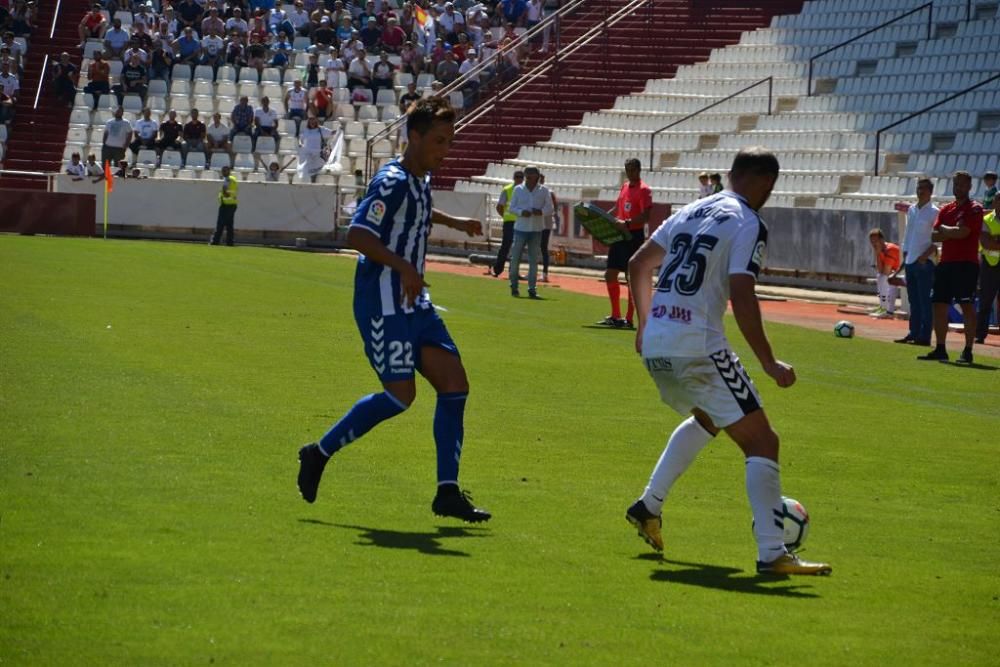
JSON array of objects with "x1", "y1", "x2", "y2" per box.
[
  {"x1": 778, "y1": 496, "x2": 810, "y2": 551},
  {"x1": 833, "y1": 320, "x2": 855, "y2": 338}
]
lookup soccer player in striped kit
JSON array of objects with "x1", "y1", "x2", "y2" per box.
[{"x1": 296, "y1": 97, "x2": 491, "y2": 522}]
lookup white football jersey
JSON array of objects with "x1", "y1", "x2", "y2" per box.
[{"x1": 641, "y1": 190, "x2": 768, "y2": 358}]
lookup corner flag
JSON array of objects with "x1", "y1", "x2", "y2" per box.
[{"x1": 103, "y1": 160, "x2": 114, "y2": 239}]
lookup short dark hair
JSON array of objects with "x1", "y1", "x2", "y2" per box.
[
  {"x1": 984, "y1": 171, "x2": 998, "y2": 181},
  {"x1": 524, "y1": 166, "x2": 540, "y2": 176},
  {"x1": 624, "y1": 158, "x2": 641, "y2": 171},
  {"x1": 953, "y1": 170, "x2": 972, "y2": 185},
  {"x1": 868, "y1": 228, "x2": 885, "y2": 239},
  {"x1": 916, "y1": 177, "x2": 933, "y2": 191},
  {"x1": 709, "y1": 172, "x2": 722, "y2": 182},
  {"x1": 405, "y1": 96, "x2": 455, "y2": 135},
  {"x1": 513, "y1": 170, "x2": 525, "y2": 179},
  {"x1": 730, "y1": 147, "x2": 780, "y2": 179}
]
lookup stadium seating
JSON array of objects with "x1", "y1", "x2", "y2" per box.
[{"x1": 455, "y1": 0, "x2": 999, "y2": 212}]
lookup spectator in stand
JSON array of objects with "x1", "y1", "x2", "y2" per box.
[
  {"x1": 893, "y1": 178, "x2": 939, "y2": 346},
  {"x1": 975, "y1": 195, "x2": 1000, "y2": 344},
  {"x1": 501, "y1": 0, "x2": 528, "y2": 27},
  {"x1": 400, "y1": 40, "x2": 422, "y2": 76},
  {"x1": 66, "y1": 152, "x2": 87, "y2": 180},
  {"x1": 122, "y1": 37, "x2": 150, "y2": 65},
  {"x1": 435, "y1": 49, "x2": 459, "y2": 86},
  {"x1": 347, "y1": 47, "x2": 371, "y2": 90},
  {"x1": 697, "y1": 171, "x2": 712, "y2": 197},
  {"x1": 381, "y1": 16, "x2": 406, "y2": 54},
  {"x1": 285, "y1": 78, "x2": 308, "y2": 135},
  {"x1": 439, "y1": 2, "x2": 464, "y2": 44},
  {"x1": 153, "y1": 20, "x2": 176, "y2": 49},
  {"x1": 710, "y1": 172, "x2": 723, "y2": 193},
  {"x1": 324, "y1": 47, "x2": 344, "y2": 86},
  {"x1": 982, "y1": 171, "x2": 997, "y2": 209},
  {"x1": 206, "y1": 111, "x2": 231, "y2": 154},
  {"x1": 114, "y1": 158, "x2": 130, "y2": 178},
  {"x1": 160, "y1": 7, "x2": 180, "y2": 39},
  {"x1": 269, "y1": 0, "x2": 290, "y2": 34},
  {"x1": 253, "y1": 96, "x2": 279, "y2": 150},
  {"x1": 370, "y1": 51, "x2": 394, "y2": 95},
  {"x1": 310, "y1": 79, "x2": 333, "y2": 119},
  {"x1": 525, "y1": 0, "x2": 542, "y2": 35},
  {"x1": 133, "y1": 4, "x2": 157, "y2": 31},
  {"x1": 101, "y1": 106, "x2": 133, "y2": 168},
  {"x1": 51, "y1": 52, "x2": 78, "y2": 108},
  {"x1": 173, "y1": 26, "x2": 202, "y2": 66},
  {"x1": 429, "y1": 38, "x2": 447, "y2": 69},
  {"x1": 129, "y1": 107, "x2": 160, "y2": 157},
  {"x1": 333, "y1": 16, "x2": 352, "y2": 45},
  {"x1": 2, "y1": 31, "x2": 23, "y2": 72},
  {"x1": 265, "y1": 157, "x2": 295, "y2": 181},
  {"x1": 83, "y1": 51, "x2": 111, "y2": 110},
  {"x1": 296, "y1": 114, "x2": 332, "y2": 182},
  {"x1": 201, "y1": 28, "x2": 226, "y2": 70},
  {"x1": 453, "y1": 32, "x2": 471, "y2": 63},
  {"x1": 104, "y1": 18, "x2": 131, "y2": 61},
  {"x1": 226, "y1": 7, "x2": 249, "y2": 37},
  {"x1": 230, "y1": 96, "x2": 254, "y2": 139},
  {"x1": 177, "y1": 0, "x2": 205, "y2": 36},
  {"x1": 398, "y1": 80, "x2": 419, "y2": 112},
  {"x1": 245, "y1": 32, "x2": 269, "y2": 78},
  {"x1": 182, "y1": 107, "x2": 207, "y2": 161},
  {"x1": 288, "y1": 1, "x2": 311, "y2": 37},
  {"x1": 458, "y1": 48, "x2": 479, "y2": 102},
  {"x1": 343, "y1": 30, "x2": 365, "y2": 61},
  {"x1": 115, "y1": 52, "x2": 149, "y2": 105},
  {"x1": 868, "y1": 228, "x2": 901, "y2": 319},
  {"x1": 202, "y1": 7, "x2": 226, "y2": 37},
  {"x1": 131, "y1": 23, "x2": 154, "y2": 53},
  {"x1": 358, "y1": 1, "x2": 378, "y2": 29},
  {"x1": 9, "y1": 0, "x2": 36, "y2": 39},
  {"x1": 303, "y1": 51, "x2": 320, "y2": 88},
  {"x1": 78, "y1": 4, "x2": 108, "y2": 48},
  {"x1": 918, "y1": 170, "x2": 985, "y2": 364},
  {"x1": 270, "y1": 30, "x2": 293, "y2": 70},
  {"x1": 85, "y1": 153, "x2": 105, "y2": 182},
  {"x1": 359, "y1": 16, "x2": 382, "y2": 52},
  {"x1": 158, "y1": 109, "x2": 183, "y2": 155},
  {"x1": 149, "y1": 39, "x2": 174, "y2": 80},
  {"x1": 224, "y1": 29, "x2": 245, "y2": 67}
]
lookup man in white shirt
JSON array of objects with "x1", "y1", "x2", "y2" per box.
[
  {"x1": 347, "y1": 48, "x2": 371, "y2": 90},
  {"x1": 507, "y1": 165, "x2": 553, "y2": 298},
  {"x1": 225, "y1": 9, "x2": 249, "y2": 37},
  {"x1": 284, "y1": 79, "x2": 308, "y2": 136},
  {"x1": 625, "y1": 147, "x2": 832, "y2": 577},
  {"x1": 103, "y1": 19, "x2": 131, "y2": 60},
  {"x1": 66, "y1": 152, "x2": 87, "y2": 179},
  {"x1": 206, "y1": 111, "x2": 231, "y2": 154},
  {"x1": 0, "y1": 60, "x2": 18, "y2": 126},
  {"x1": 85, "y1": 154, "x2": 106, "y2": 182},
  {"x1": 200, "y1": 28, "x2": 225, "y2": 68},
  {"x1": 892, "y1": 177, "x2": 940, "y2": 345},
  {"x1": 253, "y1": 96, "x2": 279, "y2": 151},
  {"x1": 287, "y1": 1, "x2": 311, "y2": 35},
  {"x1": 129, "y1": 107, "x2": 160, "y2": 157},
  {"x1": 102, "y1": 106, "x2": 133, "y2": 167},
  {"x1": 438, "y1": 2, "x2": 465, "y2": 40}
]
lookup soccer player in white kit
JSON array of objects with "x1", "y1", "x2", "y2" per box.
[{"x1": 624, "y1": 148, "x2": 831, "y2": 576}]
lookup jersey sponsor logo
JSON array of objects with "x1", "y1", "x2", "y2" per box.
[
  {"x1": 667, "y1": 305, "x2": 692, "y2": 323},
  {"x1": 367, "y1": 200, "x2": 387, "y2": 226},
  {"x1": 623, "y1": 201, "x2": 632, "y2": 213},
  {"x1": 645, "y1": 357, "x2": 673, "y2": 372},
  {"x1": 752, "y1": 240, "x2": 765, "y2": 267}
]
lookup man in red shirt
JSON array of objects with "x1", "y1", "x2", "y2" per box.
[
  {"x1": 77, "y1": 4, "x2": 107, "y2": 48},
  {"x1": 868, "y1": 228, "x2": 901, "y2": 318},
  {"x1": 919, "y1": 170, "x2": 985, "y2": 364},
  {"x1": 598, "y1": 157, "x2": 653, "y2": 328}
]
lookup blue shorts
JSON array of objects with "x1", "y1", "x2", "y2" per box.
[{"x1": 354, "y1": 305, "x2": 460, "y2": 382}]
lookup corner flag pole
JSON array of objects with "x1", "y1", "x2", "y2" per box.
[{"x1": 103, "y1": 160, "x2": 114, "y2": 239}]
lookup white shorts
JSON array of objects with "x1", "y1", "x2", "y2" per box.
[{"x1": 643, "y1": 349, "x2": 763, "y2": 428}]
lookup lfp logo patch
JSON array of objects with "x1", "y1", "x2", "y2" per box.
[{"x1": 367, "y1": 200, "x2": 387, "y2": 226}]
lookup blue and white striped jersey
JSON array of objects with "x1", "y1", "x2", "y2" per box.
[{"x1": 350, "y1": 159, "x2": 433, "y2": 316}]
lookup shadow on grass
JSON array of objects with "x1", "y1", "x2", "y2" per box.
[
  {"x1": 938, "y1": 360, "x2": 998, "y2": 371},
  {"x1": 298, "y1": 519, "x2": 489, "y2": 557},
  {"x1": 646, "y1": 558, "x2": 821, "y2": 598}
]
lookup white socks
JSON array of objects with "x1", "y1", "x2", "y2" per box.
[
  {"x1": 745, "y1": 456, "x2": 787, "y2": 562},
  {"x1": 639, "y1": 416, "x2": 714, "y2": 515},
  {"x1": 876, "y1": 274, "x2": 898, "y2": 313}
]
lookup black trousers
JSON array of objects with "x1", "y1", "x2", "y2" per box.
[
  {"x1": 492, "y1": 221, "x2": 515, "y2": 275},
  {"x1": 211, "y1": 204, "x2": 237, "y2": 246},
  {"x1": 541, "y1": 228, "x2": 552, "y2": 273}
]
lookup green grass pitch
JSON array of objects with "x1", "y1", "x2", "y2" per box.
[{"x1": 1, "y1": 236, "x2": 998, "y2": 665}]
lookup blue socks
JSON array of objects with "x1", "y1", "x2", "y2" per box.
[
  {"x1": 318, "y1": 392, "x2": 408, "y2": 456},
  {"x1": 433, "y1": 392, "x2": 467, "y2": 484}
]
